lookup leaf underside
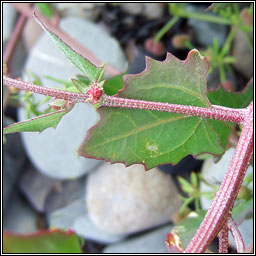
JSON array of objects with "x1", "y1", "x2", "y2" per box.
[{"x1": 79, "y1": 50, "x2": 232, "y2": 170}]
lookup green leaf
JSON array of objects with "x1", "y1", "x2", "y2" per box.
[
  {"x1": 79, "y1": 50, "x2": 226, "y2": 170},
  {"x1": 33, "y1": 12, "x2": 103, "y2": 82},
  {"x1": 36, "y1": 3, "x2": 54, "y2": 17},
  {"x1": 232, "y1": 197, "x2": 253, "y2": 223},
  {"x1": 3, "y1": 230, "x2": 82, "y2": 253},
  {"x1": 3, "y1": 106, "x2": 73, "y2": 134},
  {"x1": 103, "y1": 73, "x2": 126, "y2": 96},
  {"x1": 207, "y1": 79, "x2": 253, "y2": 149},
  {"x1": 71, "y1": 79, "x2": 89, "y2": 94},
  {"x1": 172, "y1": 210, "x2": 206, "y2": 248},
  {"x1": 208, "y1": 79, "x2": 253, "y2": 108}
]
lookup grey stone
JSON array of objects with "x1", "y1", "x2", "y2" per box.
[
  {"x1": 200, "y1": 147, "x2": 253, "y2": 249},
  {"x1": 19, "y1": 166, "x2": 86, "y2": 213},
  {"x1": 3, "y1": 3, "x2": 17, "y2": 43},
  {"x1": 3, "y1": 117, "x2": 27, "y2": 214},
  {"x1": 54, "y1": 3, "x2": 103, "y2": 21},
  {"x1": 232, "y1": 29, "x2": 253, "y2": 79},
  {"x1": 121, "y1": 3, "x2": 144, "y2": 15},
  {"x1": 18, "y1": 16, "x2": 128, "y2": 179},
  {"x1": 3, "y1": 192, "x2": 38, "y2": 234},
  {"x1": 143, "y1": 3, "x2": 165, "y2": 19},
  {"x1": 86, "y1": 163, "x2": 182, "y2": 235},
  {"x1": 19, "y1": 165, "x2": 58, "y2": 212},
  {"x1": 103, "y1": 224, "x2": 172, "y2": 253},
  {"x1": 49, "y1": 199, "x2": 126, "y2": 244},
  {"x1": 44, "y1": 177, "x2": 86, "y2": 213},
  {"x1": 186, "y1": 4, "x2": 228, "y2": 47},
  {"x1": 19, "y1": 103, "x2": 102, "y2": 179}
]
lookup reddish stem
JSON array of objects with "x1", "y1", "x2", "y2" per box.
[
  {"x1": 184, "y1": 102, "x2": 253, "y2": 253},
  {"x1": 3, "y1": 76, "x2": 246, "y2": 124},
  {"x1": 3, "y1": 14, "x2": 27, "y2": 64},
  {"x1": 218, "y1": 224, "x2": 229, "y2": 253},
  {"x1": 3, "y1": 76, "x2": 88, "y2": 103},
  {"x1": 227, "y1": 217, "x2": 245, "y2": 253},
  {"x1": 101, "y1": 95, "x2": 245, "y2": 124}
]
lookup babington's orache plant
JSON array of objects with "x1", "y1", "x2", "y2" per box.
[{"x1": 3, "y1": 12, "x2": 253, "y2": 253}]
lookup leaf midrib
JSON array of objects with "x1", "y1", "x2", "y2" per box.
[{"x1": 123, "y1": 83, "x2": 209, "y2": 106}]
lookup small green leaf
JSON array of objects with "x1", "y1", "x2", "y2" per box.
[
  {"x1": 76, "y1": 75, "x2": 91, "y2": 85},
  {"x1": 208, "y1": 79, "x2": 253, "y2": 108},
  {"x1": 232, "y1": 197, "x2": 253, "y2": 223},
  {"x1": 71, "y1": 79, "x2": 88, "y2": 94},
  {"x1": 3, "y1": 229, "x2": 82, "y2": 253},
  {"x1": 190, "y1": 172, "x2": 198, "y2": 187},
  {"x1": 33, "y1": 12, "x2": 103, "y2": 82},
  {"x1": 178, "y1": 176, "x2": 194, "y2": 194},
  {"x1": 36, "y1": 3, "x2": 54, "y2": 17},
  {"x1": 103, "y1": 73, "x2": 125, "y2": 96},
  {"x1": 173, "y1": 210, "x2": 206, "y2": 248},
  {"x1": 3, "y1": 106, "x2": 73, "y2": 134}
]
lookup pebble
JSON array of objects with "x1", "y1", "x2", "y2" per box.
[
  {"x1": 103, "y1": 224, "x2": 172, "y2": 253},
  {"x1": 3, "y1": 3, "x2": 17, "y2": 44},
  {"x1": 49, "y1": 199, "x2": 126, "y2": 244},
  {"x1": 3, "y1": 117, "x2": 27, "y2": 214},
  {"x1": 86, "y1": 163, "x2": 182, "y2": 235},
  {"x1": 3, "y1": 192, "x2": 38, "y2": 234},
  {"x1": 232, "y1": 29, "x2": 253, "y2": 79}
]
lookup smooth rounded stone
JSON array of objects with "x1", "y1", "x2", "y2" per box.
[
  {"x1": 86, "y1": 163, "x2": 182, "y2": 235},
  {"x1": 19, "y1": 166, "x2": 86, "y2": 213},
  {"x1": 54, "y1": 3, "x2": 103, "y2": 21},
  {"x1": 3, "y1": 192, "x2": 38, "y2": 234},
  {"x1": 121, "y1": 3, "x2": 144, "y2": 15},
  {"x1": 49, "y1": 199, "x2": 126, "y2": 244},
  {"x1": 19, "y1": 103, "x2": 101, "y2": 180},
  {"x1": 103, "y1": 224, "x2": 172, "y2": 253},
  {"x1": 3, "y1": 117, "x2": 27, "y2": 214},
  {"x1": 143, "y1": 3, "x2": 165, "y2": 19},
  {"x1": 3, "y1": 3, "x2": 17, "y2": 43},
  {"x1": 200, "y1": 147, "x2": 253, "y2": 249},
  {"x1": 232, "y1": 29, "x2": 253, "y2": 79}
]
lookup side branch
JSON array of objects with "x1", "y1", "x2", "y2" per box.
[
  {"x1": 227, "y1": 217, "x2": 245, "y2": 253},
  {"x1": 3, "y1": 76, "x2": 88, "y2": 102}
]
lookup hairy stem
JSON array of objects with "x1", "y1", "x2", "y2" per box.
[
  {"x1": 3, "y1": 76, "x2": 88, "y2": 102},
  {"x1": 3, "y1": 76, "x2": 246, "y2": 124},
  {"x1": 184, "y1": 102, "x2": 253, "y2": 253},
  {"x1": 101, "y1": 95, "x2": 246, "y2": 124},
  {"x1": 227, "y1": 217, "x2": 245, "y2": 253},
  {"x1": 218, "y1": 224, "x2": 229, "y2": 253}
]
